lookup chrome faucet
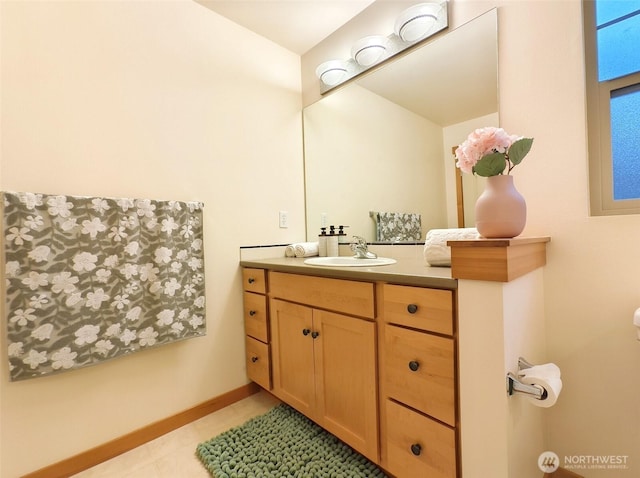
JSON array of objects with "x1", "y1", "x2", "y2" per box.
[{"x1": 351, "y1": 236, "x2": 377, "y2": 259}]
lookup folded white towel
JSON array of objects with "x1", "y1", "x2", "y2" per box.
[
  {"x1": 285, "y1": 242, "x2": 319, "y2": 258},
  {"x1": 423, "y1": 228, "x2": 479, "y2": 266}
]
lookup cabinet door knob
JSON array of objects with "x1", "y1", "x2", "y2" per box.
[
  {"x1": 408, "y1": 360, "x2": 420, "y2": 371},
  {"x1": 407, "y1": 303, "x2": 418, "y2": 314},
  {"x1": 410, "y1": 443, "x2": 422, "y2": 456},
  {"x1": 248, "y1": 277, "x2": 255, "y2": 284},
  {"x1": 251, "y1": 356, "x2": 259, "y2": 363},
  {"x1": 249, "y1": 310, "x2": 257, "y2": 316},
  {"x1": 311, "y1": 331, "x2": 320, "y2": 339},
  {"x1": 302, "y1": 328, "x2": 311, "y2": 336}
]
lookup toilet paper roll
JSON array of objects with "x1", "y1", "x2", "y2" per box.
[
  {"x1": 517, "y1": 363, "x2": 561, "y2": 379},
  {"x1": 519, "y1": 374, "x2": 562, "y2": 408}
]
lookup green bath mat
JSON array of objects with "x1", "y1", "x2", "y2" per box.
[{"x1": 196, "y1": 403, "x2": 388, "y2": 478}]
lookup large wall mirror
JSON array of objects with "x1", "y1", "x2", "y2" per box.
[{"x1": 303, "y1": 9, "x2": 498, "y2": 243}]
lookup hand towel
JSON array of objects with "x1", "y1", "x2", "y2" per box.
[
  {"x1": 285, "y1": 242, "x2": 319, "y2": 258},
  {"x1": 423, "y1": 228, "x2": 479, "y2": 266}
]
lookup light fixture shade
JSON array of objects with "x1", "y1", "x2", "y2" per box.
[
  {"x1": 351, "y1": 35, "x2": 388, "y2": 67},
  {"x1": 394, "y1": 2, "x2": 442, "y2": 42},
  {"x1": 315, "y1": 60, "x2": 348, "y2": 86}
]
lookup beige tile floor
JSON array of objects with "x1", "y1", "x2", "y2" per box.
[{"x1": 71, "y1": 391, "x2": 281, "y2": 478}]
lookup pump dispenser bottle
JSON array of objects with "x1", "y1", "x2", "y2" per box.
[
  {"x1": 327, "y1": 225, "x2": 339, "y2": 257},
  {"x1": 337, "y1": 225, "x2": 349, "y2": 244},
  {"x1": 318, "y1": 227, "x2": 328, "y2": 257}
]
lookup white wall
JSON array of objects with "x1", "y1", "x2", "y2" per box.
[
  {"x1": 505, "y1": 1, "x2": 640, "y2": 475},
  {"x1": 479, "y1": 1, "x2": 640, "y2": 475},
  {"x1": 0, "y1": 1, "x2": 304, "y2": 476},
  {"x1": 304, "y1": 0, "x2": 640, "y2": 476}
]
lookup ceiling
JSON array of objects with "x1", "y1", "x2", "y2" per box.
[
  {"x1": 194, "y1": 1, "x2": 498, "y2": 126},
  {"x1": 195, "y1": 0, "x2": 376, "y2": 55}
]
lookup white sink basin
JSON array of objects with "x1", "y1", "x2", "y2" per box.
[{"x1": 304, "y1": 256, "x2": 397, "y2": 267}]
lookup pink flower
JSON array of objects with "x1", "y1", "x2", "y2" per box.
[{"x1": 455, "y1": 127, "x2": 515, "y2": 173}]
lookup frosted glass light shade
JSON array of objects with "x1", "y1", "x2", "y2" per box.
[
  {"x1": 351, "y1": 35, "x2": 388, "y2": 67},
  {"x1": 315, "y1": 60, "x2": 348, "y2": 86},
  {"x1": 394, "y1": 2, "x2": 442, "y2": 42}
]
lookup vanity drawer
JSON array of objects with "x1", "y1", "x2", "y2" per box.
[
  {"x1": 245, "y1": 336, "x2": 271, "y2": 390},
  {"x1": 383, "y1": 284, "x2": 453, "y2": 336},
  {"x1": 269, "y1": 272, "x2": 375, "y2": 319},
  {"x1": 384, "y1": 324, "x2": 455, "y2": 426},
  {"x1": 243, "y1": 292, "x2": 268, "y2": 342},
  {"x1": 385, "y1": 399, "x2": 456, "y2": 478},
  {"x1": 242, "y1": 268, "x2": 267, "y2": 294}
]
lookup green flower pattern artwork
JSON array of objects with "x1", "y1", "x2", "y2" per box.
[
  {"x1": 374, "y1": 212, "x2": 422, "y2": 242},
  {"x1": 4, "y1": 191, "x2": 206, "y2": 381}
]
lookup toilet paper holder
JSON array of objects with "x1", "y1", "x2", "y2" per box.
[{"x1": 506, "y1": 357, "x2": 547, "y2": 400}]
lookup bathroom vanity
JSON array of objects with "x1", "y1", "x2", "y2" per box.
[
  {"x1": 241, "y1": 256, "x2": 459, "y2": 477},
  {"x1": 240, "y1": 236, "x2": 550, "y2": 478}
]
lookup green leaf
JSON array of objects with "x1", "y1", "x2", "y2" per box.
[
  {"x1": 508, "y1": 137, "x2": 533, "y2": 165},
  {"x1": 473, "y1": 152, "x2": 507, "y2": 177}
]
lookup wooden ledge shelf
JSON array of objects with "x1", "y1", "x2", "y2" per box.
[{"x1": 447, "y1": 236, "x2": 551, "y2": 282}]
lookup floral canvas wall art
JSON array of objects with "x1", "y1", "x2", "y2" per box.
[{"x1": 4, "y1": 191, "x2": 206, "y2": 381}]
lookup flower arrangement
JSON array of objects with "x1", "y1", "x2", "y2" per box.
[{"x1": 455, "y1": 127, "x2": 534, "y2": 177}]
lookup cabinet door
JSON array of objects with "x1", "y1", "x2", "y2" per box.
[
  {"x1": 270, "y1": 299, "x2": 316, "y2": 419},
  {"x1": 314, "y1": 310, "x2": 379, "y2": 462}
]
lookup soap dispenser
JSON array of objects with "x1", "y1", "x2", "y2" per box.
[
  {"x1": 318, "y1": 227, "x2": 328, "y2": 257},
  {"x1": 327, "y1": 225, "x2": 339, "y2": 257},
  {"x1": 337, "y1": 225, "x2": 349, "y2": 244}
]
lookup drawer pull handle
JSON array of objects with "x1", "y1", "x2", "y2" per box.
[
  {"x1": 251, "y1": 356, "x2": 259, "y2": 363},
  {"x1": 248, "y1": 278, "x2": 256, "y2": 284},
  {"x1": 408, "y1": 360, "x2": 420, "y2": 372},
  {"x1": 311, "y1": 331, "x2": 320, "y2": 339},
  {"x1": 407, "y1": 303, "x2": 418, "y2": 314},
  {"x1": 249, "y1": 310, "x2": 257, "y2": 316},
  {"x1": 302, "y1": 328, "x2": 311, "y2": 336},
  {"x1": 410, "y1": 443, "x2": 422, "y2": 456}
]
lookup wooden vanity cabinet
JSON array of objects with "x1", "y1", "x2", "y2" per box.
[
  {"x1": 380, "y1": 283, "x2": 458, "y2": 478},
  {"x1": 241, "y1": 266, "x2": 459, "y2": 476},
  {"x1": 269, "y1": 272, "x2": 379, "y2": 463},
  {"x1": 241, "y1": 268, "x2": 271, "y2": 390}
]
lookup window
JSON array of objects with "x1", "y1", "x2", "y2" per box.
[{"x1": 584, "y1": 0, "x2": 640, "y2": 215}]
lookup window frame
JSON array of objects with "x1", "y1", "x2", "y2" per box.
[{"x1": 584, "y1": 0, "x2": 640, "y2": 215}]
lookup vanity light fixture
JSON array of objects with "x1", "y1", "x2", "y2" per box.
[
  {"x1": 394, "y1": 2, "x2": 442, "y2": 42},
  {"x1": 315, "y1": 60, "x2": 349, "y2": 87},
  {"x1": 315, "y1": 0, "x2": 448, "y2": 92},
  {"x1": 351, "y1": 35, "x2": 389, "y2": 67}
]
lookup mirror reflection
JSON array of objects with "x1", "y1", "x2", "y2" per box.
[{"x1": 303, "y1": 9, "x2": 498, "y2": 243}]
